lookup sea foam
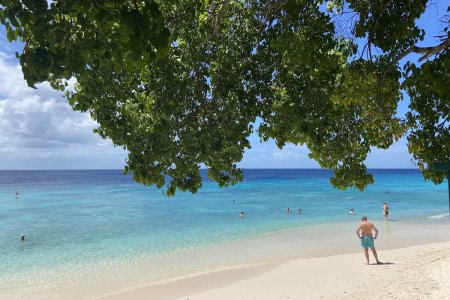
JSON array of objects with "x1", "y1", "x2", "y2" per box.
[{"x1": 428, "y1": 213, "x2": 450, "y2": 219}]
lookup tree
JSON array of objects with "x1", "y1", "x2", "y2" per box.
[{"x1": 1, "y1": 0, "x2": 448, "y2": 195}]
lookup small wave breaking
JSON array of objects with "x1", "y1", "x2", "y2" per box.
[{"x1": 428, "y1": 213, "x2": 450, "y2": 219}]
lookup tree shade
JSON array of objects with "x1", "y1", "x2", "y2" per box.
[{"x1": 1, "y1": 0, "x2": 448, "y2": 195}]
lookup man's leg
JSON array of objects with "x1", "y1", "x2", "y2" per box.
[
  {"x1": 364, "y1": 248, "x2": 370, "y2": 265},
  {"x1": 371, "y1": 247, "x2": 381, "y2": 264}
]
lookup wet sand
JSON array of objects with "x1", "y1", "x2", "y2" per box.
[{"x1": 101, "y1": 218, "x2": 450, "y2": 300}]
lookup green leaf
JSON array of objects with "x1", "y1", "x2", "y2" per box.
[
  {"x1": 6, "y1": 28, "x2": 18, "y2": 41},
  {"x1": 0, "y1": 0, "x2": 446, "y2": 195}
]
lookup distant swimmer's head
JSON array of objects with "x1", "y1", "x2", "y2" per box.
[
  {"x1": 20, "y1": 234, "x2": 25, "y2": 241},
  {"x1": 361, "y1": 216, "x2": 368, "y2": 221}
]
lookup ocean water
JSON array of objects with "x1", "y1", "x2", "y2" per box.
[{"x1": 0, "y1": 169, "x2": 448, "y2": 299}]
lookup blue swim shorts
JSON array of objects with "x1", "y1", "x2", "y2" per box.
[{"x1": 361, "y1": 236, "x2": 374, "y2": 248}]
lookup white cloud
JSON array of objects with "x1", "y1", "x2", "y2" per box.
[
  {"x1": 240, "y1": 140, "x2": 320, "y2": 168},
  {"x1": 240, "y1": 131, "x2": 415, "y2": 169},
  {"x1": 0, "y1": 53, "x2": 127, "y2": 169},
  {"x1": 366, "y1": 137, "x2": 415, "y2": 168},
  {"x1": 0, "y1": 59, "x2": 34, "y2": 99},
  {"x1": 272, "y1": 145, "x2": 308, "y2": 160}
]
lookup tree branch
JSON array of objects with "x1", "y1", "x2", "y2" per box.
[
  {"x1": 391, "y1": 38, "x2": 450, "y2": 64},
  {"x1": 417, "y1": 38, "x2": 450, "y2": 62},
  {"x1": 214, "y1": 0, "x2": 230, "y2": 36}
]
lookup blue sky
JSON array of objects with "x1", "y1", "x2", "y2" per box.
[{"x1": 0, "y1": 2, "x2": 447, "y2": 170}]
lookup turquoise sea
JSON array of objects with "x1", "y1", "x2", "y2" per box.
[{"x1": 0, "y1": 169, "x2": 449, "y2": 299}]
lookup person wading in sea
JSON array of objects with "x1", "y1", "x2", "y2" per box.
[
  {"x1": 356, "y1": 216, "x2": 381, "y2": 265},
  {"x1": 383, "y1": 202, "x2": 389, "y2": 220}
]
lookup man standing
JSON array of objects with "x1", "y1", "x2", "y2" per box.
[
  {"x1": 383, "y1": 202, "x2": 389, "y2": 220},
  {"x1": 356, "y1": 216, "x2": 381, "y2": 265}
]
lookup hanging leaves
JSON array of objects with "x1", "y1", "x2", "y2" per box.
[{"x1": 0, "y1": 0, "x2": 448, "y2": 195}]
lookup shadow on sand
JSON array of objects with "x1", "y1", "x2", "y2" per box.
[{"x1": 371, "y1": 262, "x2": 395, "y2": 266}]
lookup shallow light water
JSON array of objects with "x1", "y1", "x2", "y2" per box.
[{"x1": 0, "y1": 169, "x2": 448, "y2": 299}]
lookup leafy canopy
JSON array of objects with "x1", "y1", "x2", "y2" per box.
[{"x1": 1, "y1": 0, "x2": 449, "y2": 195}]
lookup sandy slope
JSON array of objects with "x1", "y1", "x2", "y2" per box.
[{"x1": 103, "y1": 241, "x2": 450, "y2": 300}]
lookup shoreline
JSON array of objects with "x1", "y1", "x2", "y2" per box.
[
  {"x1": 101, "y1": 224, "x2": 450, "y2": 300},
  {"x1": 5, "y1": 217, "x2": 450, "y2": 299}
]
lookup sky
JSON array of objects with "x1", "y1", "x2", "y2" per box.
[{"x1": 0, "y1": 2, "x2": 447, "y2": 170}]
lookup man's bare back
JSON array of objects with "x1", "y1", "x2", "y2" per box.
[{"x1": 358, "y1": 221, "x2": 377, "y2": 237}]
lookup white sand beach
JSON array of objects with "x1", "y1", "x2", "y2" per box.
[{"x1": 103, "y1": 239, "x2": 450, "y2": 300}]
